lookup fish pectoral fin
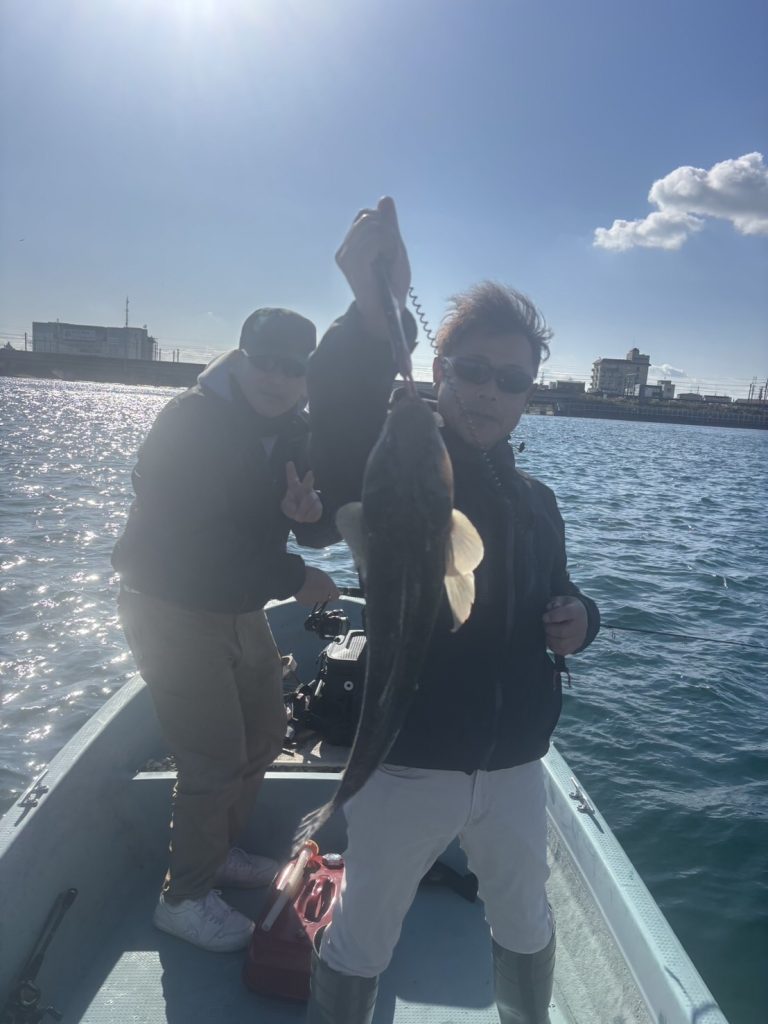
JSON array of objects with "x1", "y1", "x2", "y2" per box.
[
  {"x1": 336, "y1": 502, "x2": 367, "y2": 578},
  {"x1": 444, "y1": 572, "x2": 476, "y2": 632},
  {"x1": 444, "y1": 511, "x2": 484, "y2": 631},
  {"x1": 446, "y1": 510, "x2": 484, "y2": 575}
]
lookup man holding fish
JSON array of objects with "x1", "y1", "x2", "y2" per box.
[{"x1": 304, "y1": 197, "x2": 601, "y2": 1023}]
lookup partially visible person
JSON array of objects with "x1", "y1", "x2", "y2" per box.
[
  {"x1": 305, "y1": 199, "x2": 600, "y2": 1023},
  {"x1": 112, "y1": 308, "x2": 340, "y2": 953}
]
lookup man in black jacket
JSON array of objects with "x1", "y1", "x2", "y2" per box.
[
  {"x1": 113, "y1": 308, "x2": 339, "y2": 952},
  {"x1": 305, "y1": 200, "x2": 600, "y2": 1024}
]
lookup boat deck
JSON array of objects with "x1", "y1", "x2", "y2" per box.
[
  {"x1": 42, "y1": 793, "x2": 648, "y2": 1024},
  {"x1": 59, "y1": 858, "x2": 643, "y2": 1024},
  {"x1": 119, "y1": 751, "x2": 650, "y2": 1023},
  {"x1": 67, "y1": 883, "x2": 502, "y2": 1023}
]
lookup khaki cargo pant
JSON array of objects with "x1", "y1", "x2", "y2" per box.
[{"x1": 118, "y1": 588, "x2": 286, "y2": 901}]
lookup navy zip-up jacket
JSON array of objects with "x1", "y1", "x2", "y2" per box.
[{"x1": 308, "y1": 304, "x2": 600, "y2": 772}]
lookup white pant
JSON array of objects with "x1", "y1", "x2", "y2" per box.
[{"x1": 320, "y1": 759, "x2": 553, "y2": 978}]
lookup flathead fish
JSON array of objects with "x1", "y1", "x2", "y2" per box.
[{"x1": 292, "y1": 393, "x2": 483, "y2": 852}]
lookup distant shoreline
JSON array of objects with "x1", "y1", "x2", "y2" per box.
[
  {"x1": 0, "y1": 347, "x2": 203, "y2": 389},
  {"x1": 2, "y1": 348, "x2": 766, "y2": 430},
  {"x1": 524, "y1": 390, "x2": 768, "y2": 430}
]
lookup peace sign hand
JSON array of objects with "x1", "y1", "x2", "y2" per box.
[{"x1": 281, "y1": 461, "x2": 323, "y2": 523}]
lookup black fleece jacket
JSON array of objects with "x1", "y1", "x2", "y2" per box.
[
  {"x1": 308, "y1": 304, "x2": 600, "y2": 772},
  {"x1": 112, "y1": 365, "x2": 338, "y2": 614}
]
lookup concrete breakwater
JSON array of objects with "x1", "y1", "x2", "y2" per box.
[
  {"x1": 2, "y1": 349, "x2": 766, "y2": 429},
  {"x1": 527, "y1": 391, "x2": 768, "y2": 430},
  {"x1": 0, "y1": 348, "x2": 204, "y2": 389},
  {"x1": 416, "y1": 380, "x2": 768, "y2": 430}
]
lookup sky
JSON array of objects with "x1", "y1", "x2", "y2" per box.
[{"x1": 1, "y1": 0, "x2": 766, "y2": 397}]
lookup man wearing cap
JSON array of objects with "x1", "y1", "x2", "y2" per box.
[{"x1": 112, "y1": 308, "x2": 340, "y2": 952}]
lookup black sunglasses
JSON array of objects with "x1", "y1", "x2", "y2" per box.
[
  {"x1": 247, "y1": 351, "x2": 307, "y2": 378},
  {"x1": 443, "y1": 356, "x2": 534, "y2": 395}
]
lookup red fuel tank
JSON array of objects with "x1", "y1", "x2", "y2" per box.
[{"x1": 243, "y1": 844, "x2": 344, "y2": 1002}]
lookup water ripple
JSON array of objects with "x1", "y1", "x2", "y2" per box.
[{"x1": 1, "y1": 380, "x2": 767, "y2": 1022}]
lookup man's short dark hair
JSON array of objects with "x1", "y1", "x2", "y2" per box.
[{"x1": 436, "y1": 282, "x2": 551, "y2": 373}]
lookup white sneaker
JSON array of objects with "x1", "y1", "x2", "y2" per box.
[
  {"x1": 213, "y1": 847, "x2": 279, "y2": 889},
  {"x1": 153, "y1": 890, "x2": 254, "y2": 952}
]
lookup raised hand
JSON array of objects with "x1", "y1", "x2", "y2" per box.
[
  {"x1": 335, "y1": 196, "x2": 411, "y2": 339},
  {"x1": 281, "y1": 461, "x2": 323, "y2": 524}
]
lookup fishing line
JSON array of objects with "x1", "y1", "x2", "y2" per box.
[
  {"x1": 601, "y1": 623, "x2": 766, "y2": 651},
  {"x1": 337, "y1": 594, "x2": 764, "y2": 651}
]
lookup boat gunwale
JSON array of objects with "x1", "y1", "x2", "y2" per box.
[{"x1": 542, "y1": 745, "x2": 727, "y2": 1024}]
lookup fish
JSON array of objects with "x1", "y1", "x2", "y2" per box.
[{"x1": 291, "y1": 392, "x2": 483, "y2": 853}]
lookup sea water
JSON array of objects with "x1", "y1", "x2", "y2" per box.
[{"x1": 1, "y1": 378, "x2": 766, "y2": 1023}]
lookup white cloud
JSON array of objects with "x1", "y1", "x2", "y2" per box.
[
  {"x1": 649, "y1": 363, "x2": 688, "y2": 379},
  {"x1": 594, "y1": 210, "x2": 703, "y2": 251},
  {"x1": 650, "y1": 152, "x2": 768, "y2": 235},
  {"x1": 594, "y1": 152, "x2": 768, "y2": 251}
]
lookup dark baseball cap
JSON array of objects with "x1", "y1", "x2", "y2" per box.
[{"x1": 238, "y1": 308, "x2": 316, "y2": 362}]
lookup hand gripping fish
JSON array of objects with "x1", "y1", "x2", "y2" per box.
[{"x1": 292, "y1": 392, "x2": 483, "y2": 853}]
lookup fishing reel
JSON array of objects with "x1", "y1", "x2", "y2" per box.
[{"x1": 304, "y1": 603, "x2": 351, "y2": 642}]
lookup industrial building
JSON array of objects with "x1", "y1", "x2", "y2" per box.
[
  {"x1": 32, "y1": 322, "x2": 156, "y2": 360},
  {"x1": 634, "y1": 380, "x2": 676, "y2": 400},
  {"x1": 676, "y1": 392, "x2": 732, "y2": 404},
  {"x1": 550, "y1": 379, "x2": 586, "y2": 394},
  {"x1": 590, "y1": 347, "x2": 650, "y2": 396}
]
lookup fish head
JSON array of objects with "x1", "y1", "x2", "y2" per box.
[
  {"x1": 363, "y1": 394, "x2": 453, "y2": 527},
  {"x1": 336, "y1": 392, "x2": 484, "y2": 632}
]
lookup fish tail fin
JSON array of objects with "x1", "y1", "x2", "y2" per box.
[{"x1": 290, "y1": 800, "x2": 334, "y2": 857}]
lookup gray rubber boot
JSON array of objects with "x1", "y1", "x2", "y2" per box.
[
  {"x1": 306, "y1": 947, "x2": 378, "y2": 1024},
  {"x1": 492, "y1": 928, "x2": 556, "y2": 1024}
]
